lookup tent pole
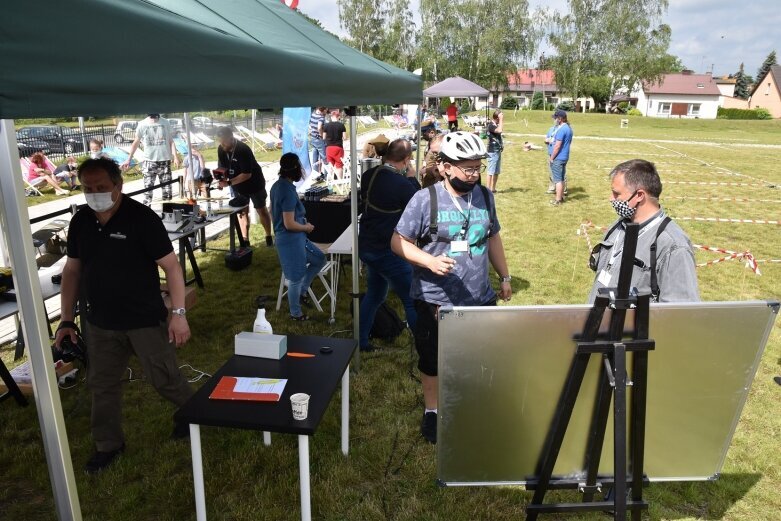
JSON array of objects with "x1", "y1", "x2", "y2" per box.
[
  {"x1": 0, "y1": 119, "x2": 82, "y2": 520},
  {"x1": 251, "y1": 109, "x2": 257, "y2": 154},
  {"x1": 347, "y1": 106, "x2": 360, "y2": 372},
  {"x1": 415, "y1": 102, "x2": 422, "y2": 182},
  {"x1": 183, "y1": 113, "x2": 194, "y2": 199}
]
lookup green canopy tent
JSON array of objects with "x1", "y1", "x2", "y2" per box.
[{"x1": 0, "y1": 1, "x2": 421, "y2": 519}]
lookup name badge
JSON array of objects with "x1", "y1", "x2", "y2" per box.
[
  {"x1": 450, "y1": 240, "x2": 468, "y2": 253},
  {"x1": 109, "y1": 233, "x2": 127, "y2": 240},
  {"x1": 597, "y1": 269, "x2": 612, "y2": 287}
]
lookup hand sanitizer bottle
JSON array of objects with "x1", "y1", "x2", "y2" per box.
[{"x1": 253, "y1": 308, "x2": 273, "y2": 335}]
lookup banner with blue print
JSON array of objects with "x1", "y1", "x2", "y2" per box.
[{"x1": 282, "y1": 108, "x2": 312, "y2": 189}]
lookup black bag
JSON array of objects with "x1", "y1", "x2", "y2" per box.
[
  {"x1": 225, "y1": 247, "x2": 253, "y2": 271},
  {"x1": 369, "y1": 302, "x2": 406, "y2": 340}
]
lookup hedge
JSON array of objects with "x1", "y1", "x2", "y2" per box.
[{"x1": 717, "y1": 107, "x2": 772, "y2": 120}]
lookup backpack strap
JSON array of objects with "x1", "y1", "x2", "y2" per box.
[
  {"x1": 649, "y1": 217, "x2": 672, "y2": 302},
  {"x1": 474, "y1": 184, "x2": 494, "y2": 247},
  {"x1": 363, "y1": 166, "x2": 402, "y2": 215},
  {"x1": 416, "y1": 184, "x2": 439, "y2": 247}
]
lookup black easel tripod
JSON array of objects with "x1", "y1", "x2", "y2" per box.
[{"x1": 525, "y1": 223, "x2": 653, "y2": 521}]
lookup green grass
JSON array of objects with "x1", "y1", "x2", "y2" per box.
[{"x1": 2, "y1": 113, "x2": 780, "y2": 520}]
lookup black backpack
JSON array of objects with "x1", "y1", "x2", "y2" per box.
[{"x1": 369, "y1": 302, "x2": 406, "y2": 340}]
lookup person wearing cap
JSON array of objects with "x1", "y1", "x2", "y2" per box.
[
  {"x1": 270, "y1": 153, "x2": 326, "y2": 321},
  {"x1": 121, "y1": 114, "x2": 180, "y2": 206},
  {"x1": 358, "y1": 139, "x2": 420, "y2": 352},
  {"x1": 215, "y1": 126, "x2": 273, "y2": 247},
  {"x1": 548, "y1": 109, "x2": 573, "y2": 206},
  {"x1": 362, "y1": 133, "x2": 390, "y2": 159},
  {"x1": 323, "y1": 111, "x2": 347, "y2": 179},
  {"x1": 391, "y1": 131, "x2": 512, "y2": 444}
]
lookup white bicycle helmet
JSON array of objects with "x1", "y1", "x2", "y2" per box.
[{"x1": 439, "y1": 131, "x2": 488, "y2": 162}]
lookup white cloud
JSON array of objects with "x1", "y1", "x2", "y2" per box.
[{"x1": 294, "y1": 0, "x2": 780, "y2": 76}]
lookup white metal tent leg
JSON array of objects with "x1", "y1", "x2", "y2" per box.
[
  {"x1": 184, "y1": 113, "x2": 194, "y2": 199},
  {"x1": 189, "y1": 424, "x2": 207, "y2": 521},
  {"x1": 263, "y1": 431, "x2": 271, "y2": 446},
  {"x1": 341, "y1": 367, "x2": 349, "y2": 455},
  {"x1": 298, "y1": 435, "x2": 312, "y2": 521},
  {"x1": 0, "y1": 119, "x2": 82, "y2": 520},
  {"x1": 349, "y1": 108, "x2": 360, "y2": 371}
]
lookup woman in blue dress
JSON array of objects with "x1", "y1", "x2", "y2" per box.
[{"x1": 270, "y1": 153, "x2": 326, "y2": 320}]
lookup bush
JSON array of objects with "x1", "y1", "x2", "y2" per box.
[
  {"x1": 556, "y1": 100, "x2": 575, "y2": 112},
  {"x1": 717, "y1": 107, "x2": 773, "y2": 120},
  {"x1": 530, "y1": 91, "x2": 545, "y2": 110},
  {"x1": 627, "y1": 108, "x2": 642, "y2": 116},
  {"x1": 545, "y1": 103, "x2": 557, "y2": 111},
  {"x1": 500, "y1": 95, "x2": 519, "y2": 109}
]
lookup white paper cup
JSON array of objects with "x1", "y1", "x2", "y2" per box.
[{"x1": 290, "y1": 393, "x2": 310, "y2": 420}]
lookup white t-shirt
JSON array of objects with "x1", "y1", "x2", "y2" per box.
[{"x1": 135, "y1": 117, "x2": 174, "y2": 162}]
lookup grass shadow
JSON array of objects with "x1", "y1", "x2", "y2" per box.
[
  {"x1": 651, "y1": 473, "x2": 762, "y2": 520},
  {"x1": 497, "y1": 187, "x2": 529, "y2": 194}
]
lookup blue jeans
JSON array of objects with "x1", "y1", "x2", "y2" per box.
[
  {"x1": 310, "y1": 137, "x2": 327, "y2": 172},
  {"x1": 278, "y1": 236, "x2": 326, "y2": 317},
  {"x1": 359, "y1": 248, "x2": 417, "y2": 348},
  {"x1": 487, "y1": 150, "x2": 501, "y2": 175}
]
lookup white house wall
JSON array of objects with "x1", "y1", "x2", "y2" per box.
[{"x1": 637, "y1": 93, "x2": 720, "y2": 119}]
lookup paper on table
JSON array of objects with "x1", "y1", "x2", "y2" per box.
[{"x1": 209, "y1": 376, "x2": 288, "y2": 402}]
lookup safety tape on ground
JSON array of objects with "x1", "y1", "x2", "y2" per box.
[
  {"x1": 693, "y1": 245, "x2": 760, "y2": 275},
  {"x1": 675, "y1": 216, "x2": 780, "y2": 225},
  {"x1": 670, "y1": 196, "x2": 781, "y2": 204},
  {"x1": 665, "y1": 181, "x2": 774, "y2": 188}
]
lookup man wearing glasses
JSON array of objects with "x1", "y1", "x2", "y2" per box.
[{"x1": 391, "y1": 132, "x2": 513, "y2": 444}]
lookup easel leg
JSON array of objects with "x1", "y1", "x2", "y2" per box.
[
  {"x1": 527, "y1": 354, "x2": 590, "y2": 521},
  {"x1": 582, "y1": 355, "x2": 614, "y2": 502},
  {"x1": 613, "y1": 343, "x2": 628, "y2": 521}
]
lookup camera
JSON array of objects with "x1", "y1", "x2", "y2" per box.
[{"x1": 53, "y1": 333, "x2": 88, "y2": 367}]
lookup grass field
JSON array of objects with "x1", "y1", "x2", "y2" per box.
[{"x1": 2, "y1": 111, "x2": 780, "y2": 520}]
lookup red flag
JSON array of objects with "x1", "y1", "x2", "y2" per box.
[{"x1": 281, "y1": 0, "x2": 299, "y2": 9}]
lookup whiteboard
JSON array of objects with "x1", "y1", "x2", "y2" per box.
[{"x1": 437, "y1": 301, "x2": 778, "y2": 485}]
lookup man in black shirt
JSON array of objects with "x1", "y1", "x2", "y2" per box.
[
  {"x1": 215, "y1": 126, "x2": 273, "y2": 247},
  {"x1": 322, "y1": 111, "x2": 347, "y2": 179},
  {"x1": 55, "y1": 157, "x2": 193, "y2": 474},
  {"x1": 358, "y1": 139, "x2": 420, "y2": 351}
]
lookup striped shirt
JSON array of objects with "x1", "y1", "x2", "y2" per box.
[{"x1": 309, "y1": 110, "x2": 324, "y2": 139}]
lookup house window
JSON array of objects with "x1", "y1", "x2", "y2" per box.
[
  {"x1": 767, "y1": 83, "x2": 771, "y2": 95},
  {"x1": 689, "y1": 104, "x2": 701, "y2": 116},
  {"x1": 658, "y1": 102, "x2": 671, "y2": 115}
]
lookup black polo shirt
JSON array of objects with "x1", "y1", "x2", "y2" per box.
[
  {"x1": 67, "y1": 195, "x2": 173, "y2": 330},
  {"x1": 217, "y1": 140, "x2": 265, "y2": 196}
]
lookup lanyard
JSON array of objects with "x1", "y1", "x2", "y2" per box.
[
  {"x1": 606, "y1": 214, "x2": 666, "y2": 269},
  {"x1": 446, "y1": 189, "x2": 472, "y2": 238}
]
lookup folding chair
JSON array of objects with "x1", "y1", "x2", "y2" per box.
[
  {"x1": 276, "y1": 260, "x2": 335, "y2": 318},
  {"x1": 20, "y1": 157, "x2": 54, "y2": 196}
]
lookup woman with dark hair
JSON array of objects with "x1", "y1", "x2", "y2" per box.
[
  {"x1": 270, "y1": 153, "x2": 326, "y2": 320},
  {"x1": 28, "y1": 152, "x2": 69, "y2": 195}
]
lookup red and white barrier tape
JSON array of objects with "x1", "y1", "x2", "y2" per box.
[
  {"x1": 693, "y1": 244, "x2": 760, "y2": 275},
  {"x1": 665, "y1": 180, "x2": 771, "y2": 187},
  {"x1": 675, "y1": 216, "x2": 780, "y2": 225},
  {"x1": 670, "y1": 196, "x2": 781, "y2": 204}
]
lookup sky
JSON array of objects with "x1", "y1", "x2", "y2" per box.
[{"x1": 295, "y1": 0, "x2": 780, "y2": 79}]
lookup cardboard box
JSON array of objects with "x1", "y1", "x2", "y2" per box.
[
  {"x1": 0, "y1": 361, "x2": 75, "y2": 396},
  {"x1": 161, "y1": 284, "x2": 198, "y2": 320}
]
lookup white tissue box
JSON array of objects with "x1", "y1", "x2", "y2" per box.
[{"x1": 234, "y1": 332, "x2": 287, "y2": 359}]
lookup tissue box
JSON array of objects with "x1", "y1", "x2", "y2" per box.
[{"x1": 235, "y1": 332, "x2": 287, "y2": 359}]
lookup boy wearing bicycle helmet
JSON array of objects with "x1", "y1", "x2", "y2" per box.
[{"x1": 391, "y1": 131, "x2": 513, "y2": 444}]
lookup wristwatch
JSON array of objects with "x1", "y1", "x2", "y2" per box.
[
  {"x1": 171, "y1": 308, "x2": 187, "y2": 316},
  {"x1": 500, "y1": 275, "x2": 512, "y2": 283}
]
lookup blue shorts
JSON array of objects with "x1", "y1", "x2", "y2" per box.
[
  {"x1": 550, "y1": 160, "x2": 567, "y2": 183},
  {"x1": 487, "y1": 151, "x2": 501, "y2": 175}
]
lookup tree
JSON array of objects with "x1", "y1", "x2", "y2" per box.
[
  {"x1": 375, "y1": 0, "x2": 416, "y2": 70},
  {"x1": 580, "y1": 76, "x2": 612, "y2": 109},
  {"x1": 756, "y1": 50, "x2": 777, "y2": 83},
  {"x1": 336, "y1": 0, "x2": 387, "y2": 54},
  {"x1": 734, "y1": 63, "x2": 750, "y2": 100}
]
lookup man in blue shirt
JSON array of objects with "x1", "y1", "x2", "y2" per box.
[
  {"x1": 549, "y1": 109, "x2": 573, "y2": 206},
  {"x1": 358, "y1": 139, "x2": 420, "y2": 351}
]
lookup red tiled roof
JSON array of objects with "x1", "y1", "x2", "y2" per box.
[
  {"x1": 507, "y1": 69, "x2": 556, "y2": 87},
  {"x1": 643, "y1": 73, "x2": 720, "y2": 95}
]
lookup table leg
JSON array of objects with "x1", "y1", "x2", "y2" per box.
[
  {"x1": 229, "y1": 213, "x2": 237, "y2": 252},
  {"x1": 341, "y1": 367, "x2": 349, "y2": 456},
  {"x1": 263, "y1": 431, "x2": 271, "y2": 446},
  {"x1": 190, "y1": 424, "x2": 207, "y2": 521},
  {"x1": 298, "y1": 435, "x2": 311, "y2": 521}
]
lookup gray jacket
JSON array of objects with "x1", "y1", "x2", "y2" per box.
[{"x1": 587, "y1": 209, "x2": 700, "y2": 303}]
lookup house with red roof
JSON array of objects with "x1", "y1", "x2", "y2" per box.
[
  {"x1": 634, "y1": 71, "x2": 721, "y2": 118},
  {"x1": 488, "y1": 69, "x2": 596, "y2": 111}
]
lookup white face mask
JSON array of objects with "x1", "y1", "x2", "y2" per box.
[
  {"x1": 85, "y1": 191, "x2": 116, "y2": 213},
  {"x1": 89, "y1": 151, "x2": 101, "y2": 159}
]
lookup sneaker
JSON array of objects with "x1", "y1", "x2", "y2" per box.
[
  {"x1": 549, "y1": 199, "x2": 563, "y2": 207},
  {"x1": 85, "y1": 444, "x2": 125, "y2": 474},
  {"x1": 171, "y1": 422, "x2": 190, "y2": 440},
  {"x1": 421, "y1": 411, "x2": 437, "y2": 444},
  {"x1": 290, "y1": 314, "x2": 309, "y2": 321},
  {"x1": 265, "y1": 235, "x2": 274, "y2": 247}
]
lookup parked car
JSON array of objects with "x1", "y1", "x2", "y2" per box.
[
  {"x1": 16, "y1": 125, "x2": 84, "y2": 155},
  {"x1": 113, "y1": 120, "x2": 137, "y2": 144},
  {"x1": 192, "y1": 116, "x2": 214, "y2": 128},
  {"x1": 167, "y1": 117, "x2": 184, "y2": 133},
  {"x1": 17, "y1": 138, "x2": 50, "y2": 157}
]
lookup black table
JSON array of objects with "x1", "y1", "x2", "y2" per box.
[
  {"x1": 174, "y1": 335, "x2": 357, "y2": 521},
  {"x1": 302, "y1": 200, "x2": 351, "y2": 243}
]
